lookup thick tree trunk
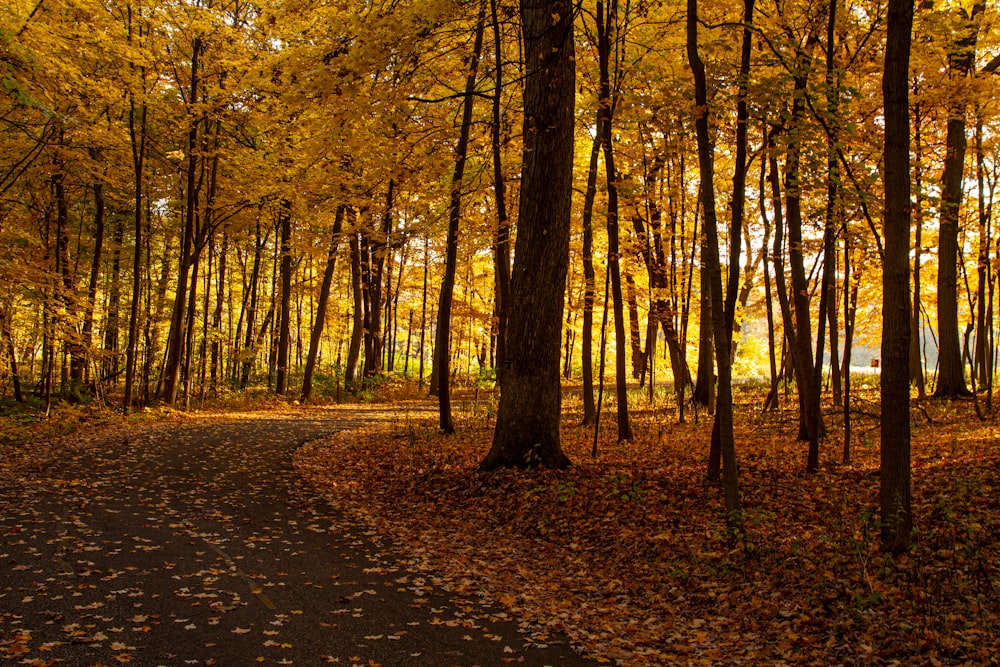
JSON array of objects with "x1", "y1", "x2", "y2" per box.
[
  {"x1": 880, "y1": 0, "x2": 914, "y2": 554},
  {"x1": 481, "y1": 0, "x2": 575, "y2": 470}
]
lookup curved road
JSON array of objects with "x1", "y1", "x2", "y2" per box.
[{"x1": 0, "y1": 410, "x2": 596, "y2": 666}]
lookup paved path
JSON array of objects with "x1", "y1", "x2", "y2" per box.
[{"x1": 0, "y1": 410, "x2": 596, "y2": 666}]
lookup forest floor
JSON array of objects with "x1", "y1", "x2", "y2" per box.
[
  {"x1": 2, "y1": 383, "x2": 998, "y2": 665},
  {"x1": 297, "y1": 383, "x2": 1000, "y2": 666}
]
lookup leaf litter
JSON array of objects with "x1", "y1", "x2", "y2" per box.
[{"x1": 296, "y1": 392, "x2": 1000, "y2": 665}]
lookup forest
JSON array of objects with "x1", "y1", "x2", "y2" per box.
[{"x1": 1, "y1": 0, "x2": 999, "y2": 549}]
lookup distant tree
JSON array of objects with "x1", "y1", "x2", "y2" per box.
[{"x1": 934, "y1": 1, "x2": 984, "y2": 398}]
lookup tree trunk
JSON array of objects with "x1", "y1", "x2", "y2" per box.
[
  {"x1": 481, "y1": 0, "x2": 575, "y2": 470},
  {"x1": 418, "y1": 236, "x2": 429, "y2": 389},
  {"x1": 161, "y1": 35, "x2": 202, "y2": 405},
  {"x1": 580, "y1": 131, "x2": 602, "y2": 425},
  {"x1": 435, "y1": 3, "x2": 485, "y2": 433},
  {"x1": 276, "y1": 200, "x2": 292, "y2": 395},
  {"x1": 596, "y1": 0, "x2": 632, "y2": 443},
  {"x1": 693, "y1": 263, "x2": 714, "y2": 408},
  {"x1": 75, "y1": 170, "x2": 106, "y2": 385},
  {"x1": 302, "y1": 206, "x2": 345, "y2": 401},
  {"x1": 786, "y1": 39, "x2": 824, "y2": 451},
  {"x1": 974, "y1": 109, "x2": 991, "y2": 394},
  {"x1": 490, "y1": 0, "x2": 511, "y2": 385},
  {"x1": 910, "y1": 92, "x2": 926, "y2": 397},
  {"x1": 822, "y1": 0, "x2": 842, "y2": 410},
  {"x1": 210, "y1": 230, "x2": 227, "y2": 393},
  {"x1": 105, "y1": 217, "x2": 123, "y2": 383},
  {"x1": 345, "y1": 223, "x2": 364, "y2": 386},
  {"x1": 880, "y1": 0, "x2": 914, "y2": 554},
  {"x1": 934, "y1": 2, "x2": 982, "y2": 398},
  {"x1": 240, "y1": 223, "x2": 267, "y2": 388},
  {"x1": 1, "y1": 307, "x2": 24, "y2": 403},
  {"x1": 687, "y1": 0, "x2": 741, "y2": 528}
]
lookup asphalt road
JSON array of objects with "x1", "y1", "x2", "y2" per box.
[{"x1": 0, "y1": 411, "x2": 597, "y2": 666}]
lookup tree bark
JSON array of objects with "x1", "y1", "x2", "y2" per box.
[
  {"x1": 934, "y1": 2, "x2": 982, "y2": 398},
  {"x1": 786, "y1": 37, "x2": 824, "y2": 452},
  {"x1": 910, "y1": 92, "x2": 926, "y2": 397},
  {"x1": 687, "y1": 0, "x2": 741, "y2": 527},
  {"x1": 435, "y1": 3, "x2": 485, "y2": 434},
  {"x1": 345, "y1": 220, "x2": 364, "y2": 386},
  {"x1": 481, "y1": 0, "x2": 575, "y2": 470},
  {"x1": 302, "y1": 206, "x2": 345, "y2": 401},
  {"x1": 75, "y1": 168, "x2": 106, "y2": 385},
  {"x1": 276, "y1": 199, "x2": 293, "y2": 395},
  {"x1": 489, "y1": 0, "x2": 511, "y2": 385},
  {"x1": 580, "y1": 129, "x2": 602, "y2": 425},
  {"x1": 880, "y1": 0, "x2": 914, "y2": 554},
  {"x1": 162, "y1": 35, "x2": 202, "y2": 405},
  {"x1": 596, "y1": 0, "x2": 633, "y2": 442}
]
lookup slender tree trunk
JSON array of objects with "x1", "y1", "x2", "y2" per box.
[
  {"x1": 581, "y1": 132, "x2": 602, "y2": 424},
  {"x1": 694, "y1": 264, "x2": 714, "y2": 408},
  {"x1": 345, "y1": 223, "x2": 364, "y2": 386},
  {"x1": 419, "y1": 236, "x2": 429, "y2": 389},
  {"x1": 786, "y1": 39, "x2": 824, "y2": 450},
  {"x1": 435, "y1": 3, "x2": 485, "y2": 433},
  {"x1": 934, "y1": 2, "x2": 982, "y2": 398},
  {"x1": 210, "y1": 230, "x2": 227, "y2": 393},
  {"x1": 596, "y1": 0, "x2": 632, "y2": 442},
  {"x1": 1, "y1": 308, "x2": 24, "y2": 402},
  {"x1": 276, "y1": 200, "x2": 292, "y2": 395},
  {"x1": 761, "y1": 147, "x2": 779, "y2": 411},
  {"x1": 974, "y1": 109, "x2": 991, "y2": 393},
  {"x1": 880, "y1": 0, "x2": 914, "y2": 554},
  {"x1": 843, "y1": 225, "x2": 855, "y2": 463},
  {"x1": 822, "y1": 2, "x2": 842, "y2": 410},
  {"x1": 240, "y1": 223, "x2": 266, "y2": 388},
  {"x1": 625, "y1": 271, "x2": 643, "y2": 380},
  {"x1": 910, "y1": 92, "x2": 926, "y2": 397},
  {"x1": 162, "y1": 35, "x2": 202, "y2": 405},
  {"x1": 708, "y1": 0, "x2": 755, "y2": 478},
  {"x1": 688, "y1": 0, "x2": 741, "y2": 527},
  {"x1": 75, "y1": 170, "x2": 105, "y2": 385},
  {"x1": 302, "y1": 206, "x2": 344, "y2": 400},
  {"x1": 105, "y1": 217, "x2": 123, "y2": 383},
  {"x1": 490, "y1": 0, "x2": 511, "y2": 385}
]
